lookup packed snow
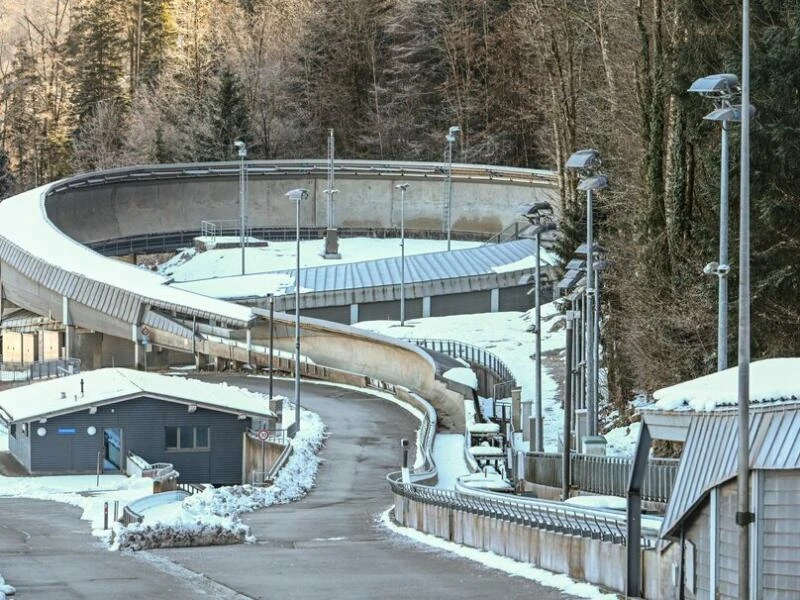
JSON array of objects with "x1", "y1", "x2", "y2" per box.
[
  {"x1": 651, "y1": 357, "x2": 800, "y2": 411},
  {"x1": 433, "y1": 434, "x2": 470, "y2": 489},
  {"x1": 442, "y1": 367, "x2": 478, "y2": 390}
]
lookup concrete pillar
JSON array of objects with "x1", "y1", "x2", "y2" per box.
[
  {"x1": 349, "y1": 304, "x2": 359, "y2": 325},
  {"x1": 575, "y1": 408, "x2": 588, "y2": 450},
  {"x1": 511, "y1": 387, "x2": 522, "y2": 432},
  {"x1": 528, "y1": 416, "x2": 538, "y2": 452},
  {"x1": 246, "y1": 328, "x2": 252, "y2": 364},
  {"x1": 521, "y1": 400, "x2": 532, "y2": 441},
  {"x1": 422, "y1": 296, "x2": 431, "y2": 318},
  {"x1": 490, "y1": 288, "x2": 499, "y2": 312},
  {"x1": 62, "y1": 296, "x2": 74, "y2": 359}
]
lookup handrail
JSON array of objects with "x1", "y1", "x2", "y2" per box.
[
  {"x1": 387, "y1": 476, "x2": 662, "y2": 546},
  {"x1": 405, "y1": 338, "x2": 517, "y2": 400},
  {"x1": 526, "y1": 451, "x2": 679, "y2": 504}
]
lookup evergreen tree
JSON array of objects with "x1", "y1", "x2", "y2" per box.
[
  {"x1": 69, "y1": 0, "x2": 129, "y2": 128},
  {"x1": 130, "y1": 0, "x2": 178, "y2": 90},
  {"x1": 197, "y1": 66, "x2": 250, "y2": 161},
  {"x1": 0, "y1": 149, "x2": 15, "y2": 199}
]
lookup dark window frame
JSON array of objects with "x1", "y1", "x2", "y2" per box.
[{"x1": 165, "y1": 426, "x2": 210, "y2": 451}]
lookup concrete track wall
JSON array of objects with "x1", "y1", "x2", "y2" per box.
[
  {"x1": 45, "y1": 162, "x2": 557, "y2": 244},
  {"x1": 393, "y1": 495, "x2": 680, "y2": 598}
]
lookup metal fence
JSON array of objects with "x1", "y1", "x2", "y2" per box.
[
  {"x1": 526, "y1": 452, "x2": 679, "y2": 504},
  {"x1": 405, "y1": 338, "x2": 516, "y2": 400},
  {"x1": 89, "y1": 227, "x2": 492, "y2": 257},
  {"x1": 0, "y1": 358, "x2": 81, "y2": 382},
  {"x1": 388, "y1": 475, "x2": 647, "y2": 544}
]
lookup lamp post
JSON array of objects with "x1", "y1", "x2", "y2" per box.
[
  {"x1": 286, "y1": 188, "x2": 308, "y2": 437},
  {"x1": 445, "y1": 125, "x2": 460, "y2": 251},
  {"x1": 522, "y1": 201, "x2": 557, "y2": 452},
  {"x1": 565, "y1": 149, "x2": 607, "y2": 438},
  {"x1": 395, "y1": 183, "x2": 410, "y2": 325},
  {"x1": 738, "y1": 1, "x2": 754, "y2": 596},
  {"x1": 688, "y1": 73, "x2": 745, "y2": 372},
  {"x1": 323, "y1": 128, "x2": 341, "y2": 259},
  {"x1": 234, "y1": 140, "x2": 247, "y2": 275},
  {"x1": 268, "y1": 293, "x2": 274, "y2": 401}
]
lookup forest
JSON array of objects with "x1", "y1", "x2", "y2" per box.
[{"x1": 1, "y1": 0, "x2": 799, "y2": 416}]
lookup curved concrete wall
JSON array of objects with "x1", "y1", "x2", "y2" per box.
[{"x1": 44, "y1": 161, "x2": 558, "y2": 244}]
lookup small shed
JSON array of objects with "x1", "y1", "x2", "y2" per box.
[
  {"x1": 0, "y1": 368, "x2": 275, "y2": 485},
  {"x1": 632, "y1": 358, "x2": 800, "y2": 599}
]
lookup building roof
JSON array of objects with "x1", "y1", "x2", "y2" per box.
[
  {"x1": 648, "y1": 357, "x2": 800, "y2": 412},
  {"x1": 0, "y1": 368, "x2": 275, "y2": 423},
  {"x1": 273, "y1": 239, "x2": 542, "y2": 293},
  {"x1": 661, "y1": 401, "x2": 800, "y2": 538}
]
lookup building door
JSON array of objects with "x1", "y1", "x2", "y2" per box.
[{"x1": 103, "y1": 428, "x2": 123, "y2": 472}]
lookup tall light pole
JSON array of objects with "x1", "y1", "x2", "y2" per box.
[
  {"x1": 234, "y1": 140, "x2": 247, "y2": 275},
  {"x1": 565, "y1": 149, "x2": 607, "y2": 438},
  {"x1": 445, "y1": 125, "x2": 460, "y2": 251},
  {"x1": 323, "y1": 128, "x2": 341, "y2": 259},
  {"x1": 395, "y1": 183, "x2": 410, "y2": 325},
  {"x1": 737, "y1": 1, "x2": 754, "y2": 596},
  {"x1": 688, "y1": 73, "x2": 745, "y2": 372},
  {"x1": 522, "y1": 201, "x2": 556, "y2": 452},
  {"x1": 286, "y1": 188, "x2": 308, "y2": 437}
]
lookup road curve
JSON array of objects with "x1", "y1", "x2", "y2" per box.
[
  {"x1": 155, "y1": 376, "x2": 583, "y2": 600},
  {"x1": 0, "y1": 377, "x2": 587, "y2": 599}
]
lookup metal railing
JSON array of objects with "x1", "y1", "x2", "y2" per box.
[
  {"x1": 525, "y1": 452, "x2": 679, "y2": 504},
  {"x1": 405, "y1": 338, "x2": 516, "y2": 400},
  {"x1": 387, "y1": 475, "x2": 663, "y2": 545},
  {"x1": 88, "y1": 226, "x2": 492, "y2": 257},
  {"x1": 0, "y1": 358, "x2": 81, "y2": 382}
]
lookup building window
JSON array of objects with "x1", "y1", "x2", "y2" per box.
[
  {"x1": 10, "y1": 424, "x2": 16, "y2": 438},
  {"x1": 165, "y1": 426, "x2": 210, "y2": 450}
]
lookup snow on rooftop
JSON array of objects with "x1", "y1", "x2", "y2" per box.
[
  {"x1": 0, "y1": 368, "x2": 274, "y2": 423},
  {"x1": 0, "y1": 186, "x2": 253, "y2": 323},
  {"x1": 650, "y1": 358, "x2": 800, "y2": 412}
]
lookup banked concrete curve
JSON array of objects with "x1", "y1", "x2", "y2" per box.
[{"x1": 0, "y1": 175, "x2": 506, "y2": 427}]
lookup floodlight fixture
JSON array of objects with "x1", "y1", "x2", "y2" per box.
[
  {"x1": 687, "y1": 73, "x2": 740, "y2": 99},
  {"x1": 577, "y1": 174, "x2": 609, "y2": 192},
  {"x1": 565, "y1": 148, "x2": 602, "y2": 172},
  {"x1": 233, "y1": 139, "x2": 247, "y2": 157}
]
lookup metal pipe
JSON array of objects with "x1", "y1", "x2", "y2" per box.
[
  {"x1": 562, "y1": 312, "x2": 574, "y2": 500},
  {"x1": 268, "y1": 293, "x2": 274, "y2": 400},
  {"x1": 718, "y1": 121, "x2": 730, "y2": 371},
  {"x1": 446, "y1": 137, "x2": 454, "y2": 250},
  {"x1": 585, "y1": 188, "x2": 596, "y2": 436},
  {"x1": 737, "y1": 0, "x2": 753, "y2": 596},
  {"x1": 294, "y1": 193, "x2": 301, "y2": 437},
  {"x1": 534, "y1": 228, "x2": 544, "y2": 452}
]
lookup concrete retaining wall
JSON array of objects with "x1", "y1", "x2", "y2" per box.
[{"x1": 394, "y1": 496, "x2": 679, "y2": 597}]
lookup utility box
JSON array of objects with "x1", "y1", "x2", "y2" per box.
[{"x1": 582, "y1": 435, "x2": 607, "y2": 456}]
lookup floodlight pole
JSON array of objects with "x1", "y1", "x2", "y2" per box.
[
  {"x1": 268, "y1": 293, "x2": 274, "y2": 401},
  {"x1": 445, "y1": 126, "x2": 460, "y2": 251},
  {"x1": 718, "y1": 121, "x2": 730, "y2": 372},
  {"x1": 585, "y1": 187, "x2": 596, "y2": 437},
  {"x1": 737, "y1": 0, "x2": 753, "y2": 597},
  {"x1": 534, "y1": 226, "x2": 544, "y2": 452},
  {"x1": 395, "y1": 183, "x2": 410, "y2": 325},
  {"x1": 286, "y1": 188, "x2": 308, "y2": 437},
  {"x1": 235, "y1": 141, "x2": 247, "y2": 275}
]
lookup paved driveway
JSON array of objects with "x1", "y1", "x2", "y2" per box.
[{"x1": 0, "y1": 376, "x2": 590, "y2": 599}]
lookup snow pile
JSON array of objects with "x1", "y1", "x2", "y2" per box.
[
  {"x1": 110, "y1": 406, "x2": 325, "y2": 550},
  {"x1": 651, "y1": 358, "x2": 800, "y2": 412},
  {"x1": 0, "y1": 573, "x2": 15, "y2": 599},
  {"x1": 114, "y1": 516, "x2": 250, "y2": 551}
]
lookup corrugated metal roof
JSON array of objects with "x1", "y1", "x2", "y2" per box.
[
  {"x1": 274, "y1": 239, "x2": 538, "y2": 293},
  {"x1": 0, "y1": 309, "x2": 60, "y2": 330},
  {"x1": 661, "y1": 402, "x2": 800, "y2": 538}
]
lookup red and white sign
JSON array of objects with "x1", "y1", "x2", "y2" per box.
[{"x1": 257, "y1": 429, "x2": 270, "y2": 441}]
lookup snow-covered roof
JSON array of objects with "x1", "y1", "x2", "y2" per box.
[
  {"x1": 0, "y1": 368, "x2": 275, "y2": 423},
  {"x1": 648, "y1": 358, "x2": 800, "y2": 412}
]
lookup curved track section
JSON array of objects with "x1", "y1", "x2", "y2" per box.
[{"x1": 0, "y1": 159, "x2": 554, "y2": 422}]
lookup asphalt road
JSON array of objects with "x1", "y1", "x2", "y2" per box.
[{"x1": 0, "y1": 376, "x2": 587, "y2": 600}]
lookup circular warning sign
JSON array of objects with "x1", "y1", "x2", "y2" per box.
[{"x1": 257, "y1": 429, "x2": 270, "y2": 441}]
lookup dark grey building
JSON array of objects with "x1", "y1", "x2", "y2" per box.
[{"x1": 0, "y1": 368, "x2": 275, "y2": 485}]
